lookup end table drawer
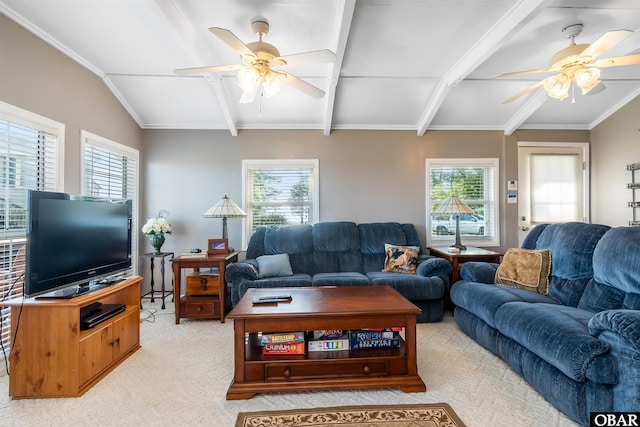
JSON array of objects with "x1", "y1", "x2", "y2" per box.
[
  {"x1": 181, "y1": 298, "x2": 219, "y2": 317},
  {"x1": 264, "y1": 360, "x2": 389, "y2": 381},
  {"x1": 186, "y1": 272, "x2": 219, "y2": 296}
]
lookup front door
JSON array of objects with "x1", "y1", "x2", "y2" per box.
[{"x1": 517, "y1": 142, "x2": 589, "y2": 246}]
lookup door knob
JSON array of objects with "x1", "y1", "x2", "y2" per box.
[{"x1": 521, "y1": 226, "x2": 530, "y2": 231}]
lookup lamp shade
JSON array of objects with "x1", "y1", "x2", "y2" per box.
[
  {"x1": 433, "y1": 195, "x2": 475, "y2": 250},
  {"x1": 203, "y1": 195, "x2": 247, "y2": 218},
  {"x1": 433, "y1": 195, "x2": 475, "y2": 215},
  {"x1": 204, "y1": 195, "x2": 246, "y2": 241}
]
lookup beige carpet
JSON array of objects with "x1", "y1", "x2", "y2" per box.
[
  {"x1": 0, "y1": 299, "x2": 578, "y2": 427},
  {"x1": 236, "y1": 403, "x2": 465, "y2": 427}
]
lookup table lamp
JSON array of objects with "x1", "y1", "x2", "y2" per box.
[
  {"x1": 433, "y1": 195, "x2": 475, "y2": 250},
  {"x1": 203, "y1": 195, "x2": 246, "y2": 240}
]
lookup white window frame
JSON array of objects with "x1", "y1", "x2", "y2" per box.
[
  {"x1": 426, "y1": 158, "x2": 500, "y2": 247},
  {"x1": 0, "y1": 101, "x2": 64, "y2": 361},
  {"x1": 242, "y1": 159, "x2": 319, "y2": 249},
  {"x1": 80, "y1": 130, "x2": 139, "y2": 275}
]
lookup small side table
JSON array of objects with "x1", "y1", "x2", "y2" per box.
[
  {"x1": 171, "y1": 251, "x2": 239, "y2": 324},
  {"x1": 140, "y1": 252, "x2": 174, "y2": 309},
  {"x1": 428, "y1": 246, "x2": 502, "y2": 310}
]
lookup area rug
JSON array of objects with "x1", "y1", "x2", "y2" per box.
[{"x1": 235, "y1": 403, "x2": 466, "y2": 427}]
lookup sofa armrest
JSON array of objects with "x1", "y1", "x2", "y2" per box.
[
  {"x1": 459, "y1": 261, "x2": 499, "y2": 284},
  {"x1": 225, "y1": 259, "x2": 259, "y2": 284},
  {"x1": 589, "y1": 310, "x2": 640, "y2": 352},
  {"x1": 588, "y1": 310, "x2": 640, "y2": 411},
  {"x1": 417, "y1": 257, "x2": 452, "y2": 283}
]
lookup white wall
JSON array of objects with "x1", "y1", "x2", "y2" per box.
[
  {"x1": 141, "y1": 129, "x2": 508, "y2": 256},
  {"x1": 0, "y1": 15, "x2": 143, "y2": 194},
  {"x1": 591, "y1": 96, "x2": 640, "y2": 226}
]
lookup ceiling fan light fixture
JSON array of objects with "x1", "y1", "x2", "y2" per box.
[
  {"x1": 575, "y1": 67, "x2": 601, "y2": 94},
  {"x1": 544, "y1": 73, "x2": 571, "y2": 100},
  {"x1": 237, "y1": 68, "x2": 261, "y2": 103},
  {"x1": 262, "y1": 70, "x2": 286, "y2": 98}
]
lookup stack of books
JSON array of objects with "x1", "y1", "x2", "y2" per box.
[
  {"x1": 261, "y1": 331, "x2": 306, "y2": 355},
  {"x1": 307, "y1": 330, "x2": 349, "y2": 352},
  {"x1": 348, "y1": 328, "x2": 402, "y2": 350}
]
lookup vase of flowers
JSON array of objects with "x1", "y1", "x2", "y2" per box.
[{"x1": 142, "y1": 215, "x2": 172, "y2": 255}]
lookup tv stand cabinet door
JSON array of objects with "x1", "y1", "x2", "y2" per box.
[
  {"x1": 79, "y1": 324, "x2": 115, "y2": 386},
  {"x1": 112, "y1": 310, "x2": 139, "y2": 360}
]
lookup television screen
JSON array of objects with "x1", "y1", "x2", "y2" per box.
[{"x1": 25, "y1": 190, "x2": 132, "y2": 298}]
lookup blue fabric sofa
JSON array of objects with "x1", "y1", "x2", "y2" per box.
[
  {"x1": 450, "y1": 222, "x2": 640, "y2": 425},
  {"x1": 225, "y1": 221, "x2": 452, "y2": 323}
]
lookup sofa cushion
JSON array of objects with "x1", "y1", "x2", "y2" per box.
[
  {"x1": 313, "y1": 221, "x2": 360, "y2": 252},
  {"x1": 312, "y1": 222, "x2": 362, "y2": 273},
  {"x1": 313, "y1": 272, "x2": 371, "y2": 287},
  {"x1": 367, "y1": 272, "x2": 444, "y2": 300},
  {"x1": 264, "y1": 224, "x2": 315, "y2": 274},
  {"x1": 579, "y1": 226, "x2": 640, "y2": 312},
  {"x1": 533, "y1": 222, "x2": 610, "y2": 306},
  {"x1": 494, "y1": 303, "x2": 610, "y2": 382},
  {"x1": 451, "y1": 281, "x2": 558, "y2": 328},
  {"x1": 382, "y1": 244, "x2": 419, "y2": 274},
  {"x1": 256, "y1": 254, "x2": 293, "y2": 278},
  {"x1": 359, "y1": 223, "x2": 408, "y2": 272},
  {"x1": 495, "y1": 248, "x2": 551, "y2": 295}
]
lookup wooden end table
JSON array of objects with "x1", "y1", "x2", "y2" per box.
[
  {"x1": 428, "y1": 246, "x2": 502, "y2": 310},
  {"x1": 225, "y1": 285, "x2": 426, "y2": 400},
  {"x1": 171, "y1": 251, "x2": 239, "y2": 324}
]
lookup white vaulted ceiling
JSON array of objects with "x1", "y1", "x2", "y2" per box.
[{"x1": 2, "y1": 0, "x2": 640, "y2": 136}]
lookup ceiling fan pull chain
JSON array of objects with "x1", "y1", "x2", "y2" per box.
[{"x1": 571, "y1": 83, "x2": 576, "y2": 104}]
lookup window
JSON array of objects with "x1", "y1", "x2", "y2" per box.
[
  {"x1": 242, "y1": 159, "x2": 319, "y2": 247},
  {"x1": 81, "y1": 131, "x2": 139, "y2": 274},
  {"x1": 426, "y1": 158, "x2": 499, "y2": 247},
  {"x1": 0, "y1": 101, "x2": 63, "y2": 360}
]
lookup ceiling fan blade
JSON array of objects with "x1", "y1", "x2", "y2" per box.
[
  {"x1": 275, "y1": 49, "x2": 336, "y2": 67},
  {"x1": 590, "y1": 53, "x2": 640, "y2": 68},
  {"x1": 283, "y1": 73, "x2": 325, "y2": 98},
  {"x1": 209, "y1": 27, "x2": 255, "y2": 57},
  {"x1": 587, "y1": 82, "x2": 606, "y2": 96},
  {"x1": 502, "y1": 79, "x2": 547, "y2": 104},
  {"x1": 578, "y1": 30, "x2": 632, "y2": 61},
  {"x1": 494, "y1": 66, "x2": 559, "y2": 79},
  {"x1": 174, "y1": 64, "x2": 245, "y2": 75}
]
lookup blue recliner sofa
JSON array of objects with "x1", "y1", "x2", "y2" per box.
[
  {"x1": 450, "y1": 222, "x2": 640, "y2": 425},
  {"x1": 225, "y1": 221, "x2": 452, "y2": 323}
]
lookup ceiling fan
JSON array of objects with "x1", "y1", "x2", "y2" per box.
[
  {"x1": 496, "y1": 24, "x2": 640, "y2": 103},
  {"x1": 175, "y1": 19, "x2": 336, "y2": 103}
]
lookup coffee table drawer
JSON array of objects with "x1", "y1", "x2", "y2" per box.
[{"x1": 264, "y1": 360, "x2": 389, "y2": 381}]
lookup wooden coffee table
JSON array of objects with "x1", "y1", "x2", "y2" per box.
[{"x1": 225, "y1": 285, "x2": 426, "y2": 400}]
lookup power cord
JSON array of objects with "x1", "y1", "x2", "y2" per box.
[
  {"x1": 1, "y1": 273, "x2": 25, "y2": 376},
  {"x1": 140, "y1": 307, "x2": 157, "y2": 323}
]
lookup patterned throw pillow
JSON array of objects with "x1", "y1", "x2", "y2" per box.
[
  {"x1": 382, "y1": 244, "x2": 420, "y2": 274},
  {"x1": 495, "y1": 248, "x2": 551, "y2": 295}
]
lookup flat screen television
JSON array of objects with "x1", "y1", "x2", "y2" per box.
[{"x1": 25, "y1": 190, "x2": 133, "y2": 298}]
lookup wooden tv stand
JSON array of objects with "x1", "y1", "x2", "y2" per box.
[{"x1": 1, "y1": 276, "x2": 142, "y2": 398}]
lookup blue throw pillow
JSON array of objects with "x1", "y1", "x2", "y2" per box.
[{"x1": 256, "y1": 254, "x2": 294, "y2": 278}]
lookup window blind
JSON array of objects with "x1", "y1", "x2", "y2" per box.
[
  {"x1": 243, "y1": 160, "x2": 318, "y2": 245},
  {"x1": 0, "y1": 111, "x2": 61, "y2": 361},
  {"x1": 427, "y1": 159, "x2": 500, "y2": 247},
  {"x1": 81, "y1": 132, "x2": 139, "y2": 276}
]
